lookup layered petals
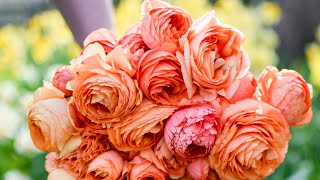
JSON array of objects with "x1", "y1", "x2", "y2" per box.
[{"x1": 83, "y1": 28, "x2": 117, "y2": 54}]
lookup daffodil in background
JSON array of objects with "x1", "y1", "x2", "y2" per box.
[{"x1": 306, "y1": 26, "x2": 320, "y2": 90}]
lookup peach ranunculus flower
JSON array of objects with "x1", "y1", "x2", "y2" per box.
[
  {"x1": 27, "y1": 82, "x2": 79, "y2": 152},
  {"x1": 45, "y1": 152, "x2": 58, "y2": 173},
  {"x1": 69, "y1": 43, "x2": 142, "y2": 124},
  {"x1": 108, "y1": 99, "x2": 177, "y2": 152},
  {"x1": 86, "y1": 150, "x2": 124, "y2": 180},
  {"x1": 57, "y1": 129, "x2": 113, "y2": 178},
  {"x1": 220, "y1": 71, "x2": 257, "y2": 103},
  {"x1": 52, "y1": 65, "x2": 73, "y2": 97},
  {"x1": 128, "y1": 155, "x2": 166, "y2": 180},
  {"x1": 258, "y1": 66, "x2": 313, "y2": 126},
  {"x1": 164, "y1": 104, "x2": 221, "y2": 159},
  {"x1": 141, "y1": 0, "x2": 192, "y2": 52},
  {"x1": 209, "y1": 99, "x2": 291, "y2": 180},
  {"x1": 47, "y1": 168, "x2": 76, "y2": 180},
  {"x1": 137, "y1": 50, "x2": 188, "y2": 105},
  {"x1": 83, "y1": 28, "x2": 117, "y2": 54},
  {"x1": 186, "y1": 158, "x2": 210, "y2": 180},
  {"x1": 140, "y1": 138, "x2": 186, "y2": 179},
  {"x1": 177, "y1": 11, "x2": 250, "y2": 100}
]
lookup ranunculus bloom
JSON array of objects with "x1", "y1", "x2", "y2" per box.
[
  {"x1": 164, "y1": 104, "x2": 220, "y2": 159},
  {"x1": 140, "y1": 138, "x2": 186, "y2": 179},
  {"x1": 57, "y1": 129, "x2": 113, "y2": 178},
  {"x1": 47, "y1": 168, "x2": 76, "y2": 180},
  {"x1": 177, "y1": 11, "x2": 250, "y2": 99},
  {"x1": 209, "y1": 99, "x2": 291, "y2": 180},
  {"x1": 108, "y1": 99, "x2": 177, "y2": 151},
  {"x1": 141, "y1": 0, "x2": 192, "y2": 51},
  {"x1": 86, "y1": 150, "x2": 124, "y2": 180},
  {"x1": 27, "y1": 97, "x2": 78, "y2": 152},
  {"x1": 128, "y1": 155, "x2": 166, "y2": 180},
  {"x1": 137, "y1": 50, "x2": 188, "y2": 105},
  {"x1": 33, "y1": 81, "x2": 65, "y2": 103},
  {"x1": 70, "y1": 44, "x2": 142, "y2": 124},
  {"x1": 83, "y1": 28, "x2": 117, "y2": 54},
  {"x1": 220, "y1": 71, "x2": 257, "y2": 103},
  {"x1": 52, "y1": 65, "x2": 73, "y2": 97},
  {"x1": 258, "y1": 66, "x2": 313, "y2": 126},
  {"x1": 186, "y1": 158, "x2": 210, "y2": 180}
]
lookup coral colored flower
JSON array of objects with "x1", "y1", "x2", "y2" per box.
[
  {"x1": 83, "y1": 28, "x2": 117, "y2": 54},
  {"x1": 186, "y1": 158, "x2": 210, "y2": 180},
  {"x1": 47, "y1": 168, "x2": 76, "y2": 180},
  {"x1": 220, "y1": 71, "x2": 257, "y2": 103},
  {"x1": 210, "y1": 99, "x2": 291, "y2": 180},
  {"x1": 137, "y1": 50, "x2": 188, "y2": 105},
  {"x1": 27, "y1": 97, "x2": 78, "y2": 152},
  {"x1": 52, "y1": 65, "x2": 73, "y2": 97},
  {"x1": 128, "y1": 155, "x2": 166, "y2": 180},
  {"x1": 177, "y1": 12, "x2": 249, "y2": 99},
  {"x1": 33, "y1": 81, "x2": 65, "y2": 103},
  {"x1": 140, "y1": 138, "x2": 186, "y2": 179},
  {"x1": 258, "y1": 66, "x2": 313, "y2": 126},
  {"x1": 164, "y1": 104, "x2": 220, "y2": 159},
  {"x1": 86, "y1": 150, "x2": 124, "y2": 180},
  {"x1": 70, "y1": 44, "x2": 142, "y2": 124},
  {"x1": 141, "y1": 0, "x2": 192, "y2": 52},
  {"x1": 108, "y1": 99, "x2": 177, "y2": 151}
]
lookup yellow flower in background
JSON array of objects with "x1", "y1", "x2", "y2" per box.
[
  {"x1": 306, "y1": 43, "x2": 320, "y2": 87},
  {"x1": 259, "y1": 1, "x2": 282, "y2": 25},
  {"x1": 172, "y1": 0, "x2": 211, "y2": 19},
  {"x1": 0, "y1": 25, "x2": 26, "y2": 79}
]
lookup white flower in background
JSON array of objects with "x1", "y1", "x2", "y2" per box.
[
  {"x1": 0, "y1": 81, "x2": 18, "y2": 103},
  {"x1": 3, "y1": 170, "x2": 31, "y2": 180},
  {"x1": 0, "y1": 102, "x2": 22, "y2": 139},
  {"x1": 44, "y1": 64, "x2": 60, "y2": 82},
  {"x1": 14, "y1": 126, "x2": 40, "y2": 154},
  {"x1": 20, "y1": 64, "x2": 40, "y2": 86}
]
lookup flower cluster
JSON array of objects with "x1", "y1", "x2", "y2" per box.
[{"x1": 27, "y1": 0, "x2": 313, "y2": 179}]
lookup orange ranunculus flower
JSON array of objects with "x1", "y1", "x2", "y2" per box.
[
  {"x1": 137, "y1": 50, "x2": 188, "y2": 105},
  {"x1": 86, "y1": 150, "x2": 124, "y2": 180},
  {"x1": 220, "y1": 71, "x2": 257, "y2": 103},
  {"x1": 108, "y1": 99, "x2": 177, "y2": 151},
  {"x1": 209, "y1": 99, "x2": 291, "y2": 180},
  {"x1": 141, "y1": 0, "x2": 192, "y2": 52},
  {"x1": 164, "y1": 104, "x2": 220, "y2": 159},
  {"x1": 186, "y1": 158, "x2": 210, "y2": 180},
  {"x1": 128, "y1": 155, "x2": 166, "y2": 180},
  {"x1": 47, "y1": 168, "x2": 76, "y2": 180},
  {"x1": 27, "y1": 83, "x2": 79, "y2": 152},
  {"x1": 70, "y1": 43, "x2": 142, "y2": 124},
  {"x1": 258, "y1": 66, "x2": 313, "y2": 126},
  {"x1": 177, "y1": 12, "x2": 250, "y2": 100},
  {"x1": 140, "y1": 138, "x2": 186, "y2": 179},
  {"x1": 52, "y1": 65, "x2": 73, "y2": 97},
  {"x1": 83, "y1": 28, "x2": 117, "y2": 54}
]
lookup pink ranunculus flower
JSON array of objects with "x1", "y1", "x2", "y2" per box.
[
  {"x1": 83, "y1": 28, "x2": 117, "y2": 54},
  {"x1": 52, "y1": 65, "x2": 73, "y2": 97},
  {"x1": 141, "y1": 0, "x2": 192, "y2": 52},
  {"x1": 177, "y1": 11, "x2": 250, "y2": 100},
  {"x1": 140, "y1": 138, "x2": 186, "y2": 179},
  {"x1": 209, "y1": 99, "x2": 291, "y2": 180},
  {"x1": 86, "y1": 150, "x2": 124, "y2": 180},
  {"x1": 186, "y1": 158, "x2": 210, "y2": 180},
  {"x1": 258, "y1": 66, "x2": 313, "y2": 126},
  {"x1": 137, "y1": 50, "x2": 188, "y2": 105},
  {"x1": 69, "y1": 43, "x2": 142, "y2": 124},
  {"x1": 47, "y1": 168, "x2": 76, "y2": 180},
  {"x1": 220, "y1": 71, "x2": 257, "y2": 103},
  {"x1": 128, "y1": 155, "x2": 166, "y2": 180},
  {"x1": 164, "y1": 104, "x2": 221, "y2": 159},
  {"x1": 108, "y1": 99, "x2": 177, "y2": 151},
  {"x1": 27, "y1": 83, "x2": 79, "y2": 152}
]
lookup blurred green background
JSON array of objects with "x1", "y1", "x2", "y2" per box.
[{"x1": 0, "y1": 0, "x2": 319, "y2": 179}]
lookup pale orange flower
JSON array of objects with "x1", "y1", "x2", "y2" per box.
[
  {"x1": 186, "y1": 158, "x2": 210, "y2": 180},
  {"x1": 258, "y1": 66, "x2": 313, "y2": 126},
  {"x1": 210, "y1": 99, "x2": 291, "y2": 180},
  {"x1": 52, "y1": 65, "x2": 73, "y2": 97},
  {"x1": 47, "y1": 168, "x2": 76, "y2": 180},
  {"x1": 83, "y1": 28, "x2": 117, "y2": 54}
]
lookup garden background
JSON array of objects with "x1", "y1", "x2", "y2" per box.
[{"x1": 0, "y1": 0, "x2": 319, "y2": 179}]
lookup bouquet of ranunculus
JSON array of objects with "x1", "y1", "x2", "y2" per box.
[{"x1": 27, "y1": 0, "x2": 313, "y2": 179}]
